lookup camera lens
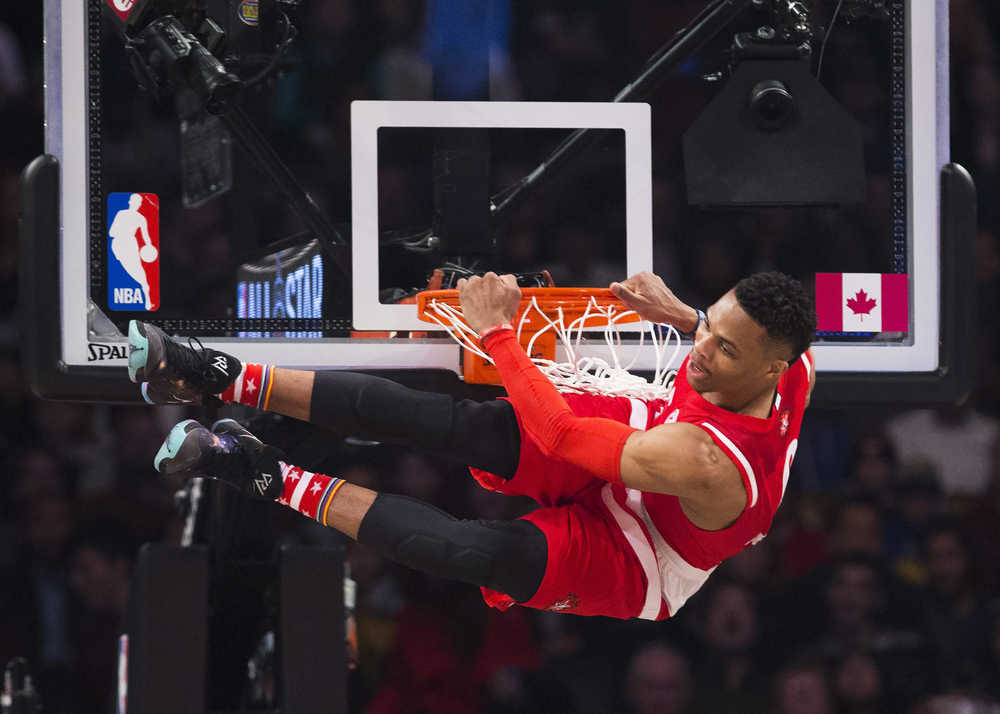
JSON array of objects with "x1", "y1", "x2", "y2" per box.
[{"x1": 749, "y1": 80, "x2": 795, "y2": 130}]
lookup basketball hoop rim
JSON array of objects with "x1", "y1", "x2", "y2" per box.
[{"x1": 416, "y1": 287, "x2": 638, "y2": 325}]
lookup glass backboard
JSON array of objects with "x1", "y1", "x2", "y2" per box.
[{"x1": 22, "y1": 0, "x2": 973, "y2": 403}]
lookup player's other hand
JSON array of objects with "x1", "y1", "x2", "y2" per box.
[
  {"x1": 610, "y1": 271, "x2": 699, "y2": 332},
  {"x1": 457, "y1": 272, "x2": 522, "y2": 333}
]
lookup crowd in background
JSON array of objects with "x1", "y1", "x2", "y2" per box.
[{"x1": 2, "y1": 1, "x2": 1000, "y2": 712}]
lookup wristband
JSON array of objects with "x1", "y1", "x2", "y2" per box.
[
  {"x1": 676, "y1": 308, "x2": 706, "y2": 341},
  {"x1": 478, "y1": 323, "x2": 514, "y2": 349}
]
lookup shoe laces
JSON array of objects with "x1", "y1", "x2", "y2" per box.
[{"x1": 165, "y1": 335, "x2": 223, "y2": 385}]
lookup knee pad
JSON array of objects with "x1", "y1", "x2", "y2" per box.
[
  {"x1": 357, "y1": 494, "x2": 546, "y2": 602},
  {"x1": 310, "y1": 372, "x2": 520, "y2": 476}
]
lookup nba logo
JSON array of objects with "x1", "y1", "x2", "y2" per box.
[{"x1": 108, "y1": 193, "x2": 159, "y2": 311}]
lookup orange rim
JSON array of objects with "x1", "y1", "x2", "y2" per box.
[{"x1": 416, "y1": 287, "x2": 639, "y2": 327}]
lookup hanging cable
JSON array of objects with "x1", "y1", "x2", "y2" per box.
[{"x1": 816, "y1": 0, "x2": 846, "y2": 81}]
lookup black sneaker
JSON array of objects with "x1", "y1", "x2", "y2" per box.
[
  {"x1": 128, "y1": 321, "x2": 242, "y2": 404},
  {"x1": 211, "y1": 418, "x2": 286, "y2": 499},
  {"x1": 154, "y1": 419, "x2": 284, "y2": 500}
]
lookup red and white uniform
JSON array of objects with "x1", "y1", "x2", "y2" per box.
[{"x1": 472, "y1": 350, "x2": 813, "y2": 620}]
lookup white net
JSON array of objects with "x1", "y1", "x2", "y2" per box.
[{"x1": 424, "y1": 295, "x2": 681, "y2": 401}]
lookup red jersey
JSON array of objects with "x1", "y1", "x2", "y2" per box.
[
  {"x1": 473, "y1": 350, "x2": 813, "y2": 621},
  {"x1": 598, "y1": 350, "x2": 813, "y2": 618}
]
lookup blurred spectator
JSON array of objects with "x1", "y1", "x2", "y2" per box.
[
  {"x1": 820, "y1": 555, "x2": 890, "y2": 651},
  {"x1": 28, "y1": 402, "x2": 105, "y2": 488},
  {"x1": 828, "y1": 497, "x2": 885, "y2": 559},
  {"x1": 69, "y1": 518, "x2": 137, "y2": 714},
  {"x1": 621, "y1": 642, "x2": 695, "y2": 714},
  {"x1": 776, "y1": 551, "x2": 931, "y2": 709},
  {"x1": 527, "y1": 612, "x2": 617, "y2": 714},
  {"x1": 365, "y1": 582, "x2": 541, "y2": 714},
  {"x1": 846, "y1": 430, "x2": 899, "y2": 508},
  {"x1": 772, "y1": 491, "x2": 830, "y2": 580},
  {"x1": 772, "y1": 660, "x2": 834, "y2": 714},
  {"x1": 832, "y1": 649, "x2": 886, "y2": 714},
  {"x1": 886, "y1": 407, "x2": 999, "y2": 495},
  {"x1": 718, "y1": 530, "x2": 779, "y2": 597},
  {"x1": 691, "y1": 579, "x2": 769, "y2": 713},
  {"x1": 966, "y1": 434, "x2": 1000, "y2": 596},
  {"x1": 824, "y1": 554, "x2": 926, "y2": 652},
  {"x1": 887, "y1": 459, "x2": 946, "y2": 586},
  {"x1": 347, "y1": 539, "x2": 404, "y2": 702},
  {"x1": 0, "y1": 463, "x2": 76, "y2": 713},
  {"x1": 69, "y1": 519, "x2": 134, "y2": 620},
  {"x1": 920, "y1": 519, "x2": 995, "y2": 691},
  {"x1": 772, "y1": 495, "x2": 886, "y2": 599},
  {"x1": 388, "y1": 452, "x2": 449, "y2": 504}
]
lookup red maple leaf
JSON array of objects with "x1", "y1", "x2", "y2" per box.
[{"x1": 846, "y1": 289, "x2": 877, "y2": 317}]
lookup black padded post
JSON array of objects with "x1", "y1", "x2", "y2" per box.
[
  {"x1": 19, "y1": 154, "x2": 142, "y2": 402},
  {"x1": 278, "y1": 544, "x2": 346, "y2": 714},
  {"x1": 123, "y1": 544, "x2": 210, "y2": 714}
]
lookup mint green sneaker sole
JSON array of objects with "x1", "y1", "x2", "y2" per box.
[
  {"x1": 154, "y1": 419, "x2": 206, "y2": 475},
  {"x1": 127, "y1": 320, "x2": 148, "y2": 383}
]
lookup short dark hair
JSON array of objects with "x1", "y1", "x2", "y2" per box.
[{"x1": 734, "y1": 272, "x2": 816, "y2": 361}]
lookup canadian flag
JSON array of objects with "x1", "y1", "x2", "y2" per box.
[{"x1": 815, "y1": 273, "x2": 908, "y2": 333}]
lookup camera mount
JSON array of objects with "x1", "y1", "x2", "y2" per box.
[{"x1": 491, "y1": 0, "x2": 889, "y2": 219}]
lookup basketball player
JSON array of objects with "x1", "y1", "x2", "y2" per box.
[
  {"x1": 130, "y1": 271, "x2": 816, "y2": 619},
  {"x1": 109, "y1": 193, "x2": 155, "y2": 310}
]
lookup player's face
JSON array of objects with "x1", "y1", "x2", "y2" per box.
[{"x1": 686, "y1": 291, "x2": 781, "y2": 394}]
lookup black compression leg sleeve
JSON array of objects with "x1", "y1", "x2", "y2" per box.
[
  {"x1": 357, "y1": 493, "x2": 547, "y2": 603},
  {"x1": 309, "y1": 371, "x2": 521, "y2": 478}
]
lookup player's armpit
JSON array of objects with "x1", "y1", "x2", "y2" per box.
[{"x1": 619, "y1": 422, "x2": 746, "y2": 510}]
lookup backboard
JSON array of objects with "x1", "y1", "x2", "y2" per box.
[{"x1": 22, "y1": 0, "x2": 973, "y2": 404}]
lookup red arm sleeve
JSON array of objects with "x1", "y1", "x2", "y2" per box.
[{"x1": 484, "y1": 329, "x2": 636, "y2": 483}]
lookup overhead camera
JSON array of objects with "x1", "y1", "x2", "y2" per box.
[
  {"x1": 127, "y1": 15, "x2": 239, "y2": 114},
  {"x1": 110, "y1": 0, "x2": 300, "y2": 115},
  {"x1": 749, "y1": 79, "x2": 795, "y2": 130},
  {"x1": 681, "y1": 0, "x2": 894, "y2": 206}
]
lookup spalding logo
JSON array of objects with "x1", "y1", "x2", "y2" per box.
[
  {"x1": 113, "y1": 0, "x2": 136, "y2": 11},
  {"x1": 89, "y1": 343, "x2": 129, "y2": 362}
]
